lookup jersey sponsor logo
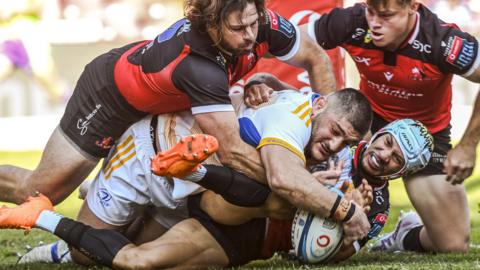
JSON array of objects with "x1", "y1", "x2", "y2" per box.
[
  {"x1": 431, "y1": 151, "x2": 447, "y2": 164},
  {"x1": 374, "y1": 189, "x2": 385, "y2": 205},
  {"x1": 177, "y1": 20, "x2": 191, "y2": 36},
  {"x1": 97, "y1": 188, "x2": 112, "y2": 207},
  {"x1": 266, "y1": 9, "x2": 279, "y2": 30},
  {"x1": 352, "y1": 28, "x2": 366, "y2": 40},
  {"x1": 157, "y1": 18, "x2": 187, "y2": 43},
  {"x1": 77, "y1": 104, "x2": 102, "y2": 136},
  {"x1": 445, "y1": 36, "x2": 476, "y2": 69},
  {"x1": 368, "y1": 213, "x2": 388, "y2": 238},
  {"x1": 364, "y1": 76, "x2": 424, "y2": 100},
  {"x1": 412, "y1": 40, "x2": 431, "y2": 54},
  {"x1": 216, "y1": 52, "x2": 227, "y2": 68},
  {"x1": 383, "y1": 71, "x2": 394, "y2": 81},
  {"x1": 353, "y1": 56, "x2": 371, "y2": 66},
  {"x1": 278, "y1": 15, "x2": 295, "y2": 38}
]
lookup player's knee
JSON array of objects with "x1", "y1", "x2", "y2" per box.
[
  {"x1": 434, "y1": 233, "x2": 470, "y2": 253},
  {"x1": 13, "y1": 175, "x2": 36, "y2": 204},
  {"x1": 115, "y1": 246, "x2": 154, "y2": 270}
]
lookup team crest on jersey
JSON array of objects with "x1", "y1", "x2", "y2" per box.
[
  {"x1": 444, "y1": 35, "x2": 476, "y2": 69},
  {"x1": 409, "y1": 67, "x2": 431, "y2": 81},
  {"x1": 364, "y1": 29, "x2": 372, "y2": 44},
  {"x1": 97, "y1": 188, "x2": 112, "y2": 207}
]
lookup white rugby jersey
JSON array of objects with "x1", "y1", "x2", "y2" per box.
[{"x1": 236, "y1": 90, "x2": 320, "y2": 163}]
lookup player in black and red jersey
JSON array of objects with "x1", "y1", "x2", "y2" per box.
[
  {"x1": 304, "y1": 0, "x2": 480, "y2": 253},
  {"x1": 0, "y1": 0, "x2": 335, "y2": 206}
]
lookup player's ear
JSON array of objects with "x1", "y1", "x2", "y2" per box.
[
  {"x1": 312, "y1": 96, "x2": 327, "y2": 115},
  {"x1": 408, "y1": 1, "x2": 420, "y2": 14}
]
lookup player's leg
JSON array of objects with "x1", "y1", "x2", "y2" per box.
[
  {"x1": 0, "y1": 48, "x2": 147, "y2": 205},
  {"x1": 70, "y1": 200, "x2": 127, "y2": 265},
  {"x1": 200, "y1": 190, "x2": 294, "y2": 225},
  {"x1": 114, "y1": 218, "x2": 229, "y2": 269},
  {"x1": 127, "y1": 209, "x2": 169, "y2": 245},
  {"x1": 404, "y1": 174, "x2": 469, "y2": 252},
  {"x1": 0, "y1": 127, "x2": 97, "y2": 204}
]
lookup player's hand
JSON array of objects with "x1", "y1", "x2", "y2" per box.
[
  {"x1": 244, "y1": 83, "x2": 273, "y2": 107},
  {"x1": 344, "y1": 179, "x2": 373, "y2": 213},
  {"x1": 312, "y1": 159, "x2": 344, "y2": 186},
  {"x1": 342, "y1": 203, "x2": 370, "y2": 245},
  {"x1": 443, "y1": 143, "x2": 476, "y2": 185}
]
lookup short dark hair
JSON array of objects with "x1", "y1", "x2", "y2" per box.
[
  {"x1": 185, "y1": 0, "x2": 265, "y2": 32},
  {"x1": 327, "y1": 88, "x2": 373, "y2": 137},
  {"x1": 366, "y1": 0, "x2": 413, "y2": 9}
]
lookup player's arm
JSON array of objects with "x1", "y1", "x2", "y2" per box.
[
  {"x1": 195, "y1": 112, "x2": 267, "y2": 183},
  {"x1": 438, "y1": 28, "x2": 480, "y2": 184},
  {"x1": 247, "y1": 72, "x2": 297, "y2": 91},
  {"x1": 262, "y1": 10, "x2": 335, "y2": 95},
  {"x1": 444, "y1": 87, "x2": 480, "y2": 183},
  {"x1": 260, "y1": 144, "x2": 370, "y2": 242},
  {"x1": 330, "y1": 185, "x2": 389, "y2": 262},
  {"x1": 173, "y1": 55, "x2": 267, "y2": 183},
  {"x1": 282, "y1": 26, "x2": 335, "y2": 95},
  {"x1": 242, "y1": 73, "x2": 298, "y2": 107}
]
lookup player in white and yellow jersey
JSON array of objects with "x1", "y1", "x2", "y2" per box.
[{"x1": 5, "y1": 86, "x2": 374, "y2": 268}]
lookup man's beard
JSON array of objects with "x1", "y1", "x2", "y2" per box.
[{"x1": 220, "y1": 40, "x2": 254, "y2": 56}]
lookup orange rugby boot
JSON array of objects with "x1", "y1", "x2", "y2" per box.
[
  {"x1": 0, "y1": 193, "x2": 53, "y2": 232},
  {"x1": 151, "y1": 134, "x2": 218, "y2": 178}
]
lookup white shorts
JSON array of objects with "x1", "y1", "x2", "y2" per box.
[{"x1": 87, "y1": 112, "x2": 220, "y2": 228}]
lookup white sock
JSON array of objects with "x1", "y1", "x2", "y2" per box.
[
  {"x1": 60, "y1": 250, "x2": 72, "y2": 263},
  {"x1": 182, "y1": 165, "x2": 207, "y2": 182},
  {"x1": 35, "y1": 210, "x2": 64, "y2": 233}
]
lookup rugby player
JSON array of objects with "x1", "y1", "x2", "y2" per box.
[
  {"x1": 247, "y1": 0, "x2": 479, "y2": 253},
  {"x1": 7, "y1": 86, "x2": 372, "y2": 266},
  {"x1": 0, "y1": 0, "x2": 335, "y2": 209},
  {"x1": 4, "y1": 118, "x2": 433, "y2": 268}
]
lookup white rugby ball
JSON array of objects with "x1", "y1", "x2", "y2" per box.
[{"x1": 291, "y1": 209, "x2": 344, "y2": 264}]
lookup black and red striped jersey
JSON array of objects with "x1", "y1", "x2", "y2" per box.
[
  {"x1": 111, "y1": 9, "x2": 299, "y2": 115},
  {"x1": 309, "y1": 3, "x2": 479, "y2": 133}
]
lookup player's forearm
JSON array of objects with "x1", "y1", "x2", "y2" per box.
[
  {"x1": 247, "y1": 72, "x2": 297, "y2": 91},
  {"x1": 217, "y1": 144, "x2": 267, "y2": 183},
  {"x1": 298, "y1": 25, "x2": 336, "y2": 95},
  {"x1": 268, "y1": 167, "x2": 337, "y2": 217},
  {"x1": 194, "y1": 111, "x2": 267, "y2": 183},
  {"x1": 459, "y1": 91, "x2": 480, "y2": 147},
  {"x1": 305, "y1": 48, "x2": 336, "y2": 95}
]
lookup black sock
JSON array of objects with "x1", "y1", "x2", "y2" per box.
[
  {"x1": 199, "y1": 165, "x2": 271, "y2": 207},
  {"x1": 403, "y1": 225, "x2": 426, "y2": 252},
  {"x1": 54, "y1": 218, "x2": 131, "y2": 267}
]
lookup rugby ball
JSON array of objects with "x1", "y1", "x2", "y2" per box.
[{"x1": 291, "y1": 209, "x2": 343, "y2": 264}]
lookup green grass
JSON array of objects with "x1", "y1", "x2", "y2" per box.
[{"x1": 1, "y1": 150, "x2": 480, "y2": 269}]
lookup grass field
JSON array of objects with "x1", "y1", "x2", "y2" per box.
[{"x1": 0, "y1": 150, "x2": 480, "y2": 269}]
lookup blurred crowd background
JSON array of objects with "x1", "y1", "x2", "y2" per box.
[{"x1": 0, "y1": 0, "x2": 478, "y2": 150}]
